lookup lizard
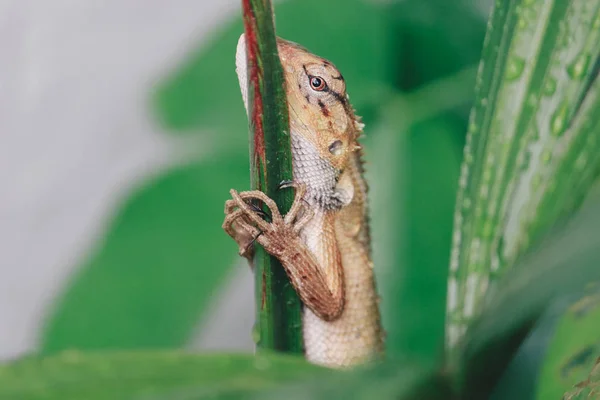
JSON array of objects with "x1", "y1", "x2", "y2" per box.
[{"x1": 222, "y1": 34, "x2": 384, "y2": 369}]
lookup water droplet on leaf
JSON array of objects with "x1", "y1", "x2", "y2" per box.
[
  {"x1": 542, "y1": 78, "x2": 557, "y2": 96},
  {"x1": 567, "y1": 53, "x2": 591, "y2": 80},
  {"x1": 520, "y1": 150, "x2": 532, "y2": 171},
  {"x1": 551, "y1": 102, "x2": 569, "y2": 136},
  {"x1": 463, "y1": 198, "x2": 472, "y2": 210},
  {"x1": 541, "y1": 149, "x2": 552, "y2": 164},
  {"x1": 575, "y1": 154, "x2": 587, "y2": 170},
  {"x1": 505, "y1": 56, "x2": 525, "y2": 80}
]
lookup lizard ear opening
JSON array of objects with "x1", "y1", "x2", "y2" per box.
[{"x1": 328, "y1": 140, "x2": 344, "y2": 156}]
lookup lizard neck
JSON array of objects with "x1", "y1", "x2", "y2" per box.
[{"x1": 291, "y1": 131, "x2": 352, "y2": 211}]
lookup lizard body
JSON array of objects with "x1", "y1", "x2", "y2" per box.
[{"x1": 223, "y1": 34, "x2": 383, "y2": 368}]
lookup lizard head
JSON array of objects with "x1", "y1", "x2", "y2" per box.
[
  {"x1": 235, "y1": 34, "x2": 363, "y2": 209},
  {"x1": 277, "y1": 38, "x2": 360, "y2": 172}
]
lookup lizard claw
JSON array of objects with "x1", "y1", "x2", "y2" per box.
[
  {"x1": 247, "y1": 202, "x2": 271, "y2": 222},
  {"x1": 222, "y1": 208, "x2": 260, "y2": 259},
  {"x1": 278, "y1": 180, "x2": 294, "y2": 190},
  {"x1": 281, "y1": 182, "x2": 312, "y2": 226},
  {"x1": 222, "y1": 186, "x2": 313, "y2": 257}
]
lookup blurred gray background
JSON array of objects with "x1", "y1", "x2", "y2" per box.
[{"x1": 0, "y1": 0, "x2": 255, "y2": 360}]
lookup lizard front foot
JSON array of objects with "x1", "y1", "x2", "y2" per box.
[
  {"x1": 223, "y1": 182, "x2": 345, "y2": 321},
  {"x1": 222, "y1": 183, "x2": 312, "y2": 259}
]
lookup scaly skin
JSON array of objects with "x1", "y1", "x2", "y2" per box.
[{"x1": 223, "y1": 34, "x2": 384, "y2": 368}]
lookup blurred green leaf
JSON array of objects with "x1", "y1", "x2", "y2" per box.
[
  {"x1": 41, "y1": 156, "x2": 249, "y2": 351},
  {"x1": 489, "y1": 301, "x2": 565, "y2": 400},
  {"x1": 0, "y1": 351, "x2": 456, "y2": 400},
  {"x1": 368, "y1": 60, "x2": 476, "y2": 364},
  {"x1": 447, "y1": 0, "x2": 600, "y2": 356},
  {"x1": 457, "y1": 187, "x2": 600, "y2": 398},
  {"x1": 562, "y1": 356, "x2": 600, "y2": 399},
  {"x1": 384, "y1": 0, "x2": 487, "y2": 91},
  {"x1": 536, "y1": 289, "x2": 600, "y2": 399},
  {"x1": 248, "y1": 359, "x2": 451, "y2": 400},
  {"x1": 377, "y1": 114, "x2": 463, "y2": 363},
  {"x1": 0, "y1": 351, "x2": 327, "y2": 400}
]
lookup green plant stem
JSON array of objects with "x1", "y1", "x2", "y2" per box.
[{"x1": 241, "y1": 0, "x2": 303, "y2": 354}]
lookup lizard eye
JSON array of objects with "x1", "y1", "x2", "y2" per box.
[{"x1": 309, "y1": 76, "x2": 327, "y2": 91}]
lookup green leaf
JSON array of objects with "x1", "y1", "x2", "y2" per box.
[
  {"x1": 239, "y1": 0, "x2": 302, "y2": 353},
  {"x1": 41, "y1": 156, "x2": 249, "y2": 351},
  {"x1": 375, "y1": 114, "x2": 463, "y2": 362},
  {"x1": 0, "y1": 351, "x2": 326, "y2": 400},
  {"x1": 384, "y1": 0, "x2": 486, "y2": 91},
  {"x1": 456, "y1": 187, "x2": 600, "y2": 398},
  {"x1": 368, "y1": 63, "x2": 476, "y2": 363},
  {"x1": 562, "y1": 357, "x2": 600, "y2": 399},
  {"x1": 488, "y1": 302, "x2": 563, "y2": 400},
  {"x1": 0, "y1": 351, "x2": 455, "y2": 400},
  {"x1": 247, "y1": 360, "x2": 451, "y2": 400},
  {"x1": 537, "y1": 289, "x2": 600, "y2": 399},
  {"x1": 446, "y1": 0, "x2": 600, "y2": 356}
]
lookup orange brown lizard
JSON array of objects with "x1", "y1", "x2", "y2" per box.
[{"x1": 223, "y1": 34, "x2": 384, "y2": 368}]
